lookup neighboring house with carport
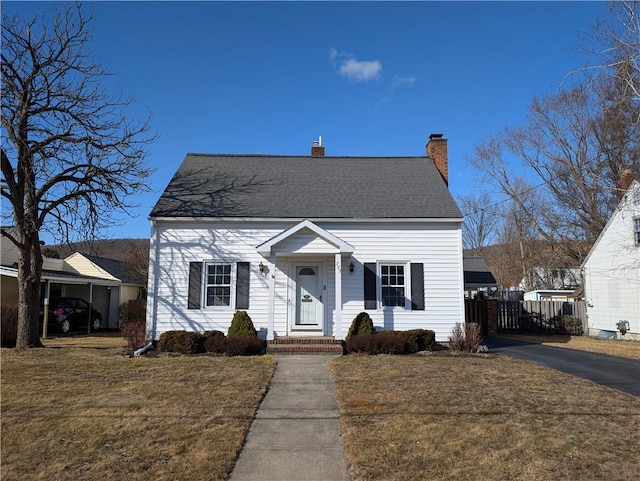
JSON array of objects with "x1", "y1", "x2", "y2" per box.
[
  {"x1": 146, "y1": 134, "x2": 465, "y2": 342},
  {"x1": 1, "y1": 234, "x2": 144, "y2": 331},
  {"x1": 582, "y1": 180, "x2": 640, "y2": 340},
  {"x1": 463, "y1": 255, "x2": 498, "y2": 299},
  {"x1": 63, "y1": 253, "x2": 146, "y2": 328}
]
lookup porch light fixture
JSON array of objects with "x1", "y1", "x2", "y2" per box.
[
  {"x1": 259, "y1": 262, "x2": 267, "y2": 276},
  {"x1": 349, "y1": 262, "x2": 354, "y2": 274}
]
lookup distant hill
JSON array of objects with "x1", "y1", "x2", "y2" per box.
[{"x1": 46, "y1": 238, "x2": 150, "y2": 263}]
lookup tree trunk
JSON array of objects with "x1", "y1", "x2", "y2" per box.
[{"x1": 15, "y1": 231, "x2": 43, "y2": 349}]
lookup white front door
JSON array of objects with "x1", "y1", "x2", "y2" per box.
[{"x1": 295, "y1": 265, "x2": 323, "y2": 330}]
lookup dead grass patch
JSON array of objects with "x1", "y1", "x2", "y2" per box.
[
  {"x1": 42, "y1": 332, "x2": 127, "y2": 350},
  {"x1": 330, "y1": 355, "x2": 640, "y2": 481},
  {"x1": 497, "y1": 334, "x2": 640, "y2": 360},
  {"x1": 1, "y1": 347, "x2": 276, "y2": 481}
]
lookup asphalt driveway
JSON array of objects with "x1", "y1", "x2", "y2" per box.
[{"x1": 484, "y1": 337, "x2": 640, "y2": 397}]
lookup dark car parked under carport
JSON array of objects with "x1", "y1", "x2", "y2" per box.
[{"x1": 40, "y1": 297, "x2": 102, "y2": 333}]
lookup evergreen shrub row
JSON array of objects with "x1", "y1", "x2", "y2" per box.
[
  {"x1": 156, "y1": 311, "x2": 264, "y2": 356},
  {"x1": 344, "y1": 312, "x2": 438, "y2": 355}
]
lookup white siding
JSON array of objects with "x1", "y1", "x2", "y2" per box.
[
  {"x1": 147, "y1": 220, "x2": 464, "y2": 341},
  {"x1": 273, "y1": 231, "x2": 339, "y2": 254},
  {"x1": 583, "y1": 184, "x2": 640, "y2": 336}
]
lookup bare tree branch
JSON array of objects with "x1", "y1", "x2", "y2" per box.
[{"x1": 1, "y1": 3, "x2": 156, "y2": 348}]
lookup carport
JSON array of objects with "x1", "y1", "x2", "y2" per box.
[
  {"x1": 40, "y1": 270, "x2": 121, "y2": 336},
  {"x1": 0, "y1": 265, "x2": 120, "y2": 337}
]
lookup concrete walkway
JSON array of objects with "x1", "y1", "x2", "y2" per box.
[{"x1": 228, "y1": 354, "x2": 351, "y2": 481}]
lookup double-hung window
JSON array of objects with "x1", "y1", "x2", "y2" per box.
[
  {"x1": 363, "y1": 261, "x2": 424, "y2": 311},
  {"x1": 380, "y1": 264, "x2": 407, "y2": 307},
  {"x1": 205, "y1": 263, "x2": 232, "y2": 307},
  {"x1": 188, "y1": 261, "x2": 250, "y2": 310}
]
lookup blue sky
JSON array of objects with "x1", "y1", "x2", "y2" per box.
[{"x1": 3, "y1": 1, "x2": 610, "y2": 243}]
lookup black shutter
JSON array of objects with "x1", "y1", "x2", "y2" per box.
[
  {"x1": 364, "y1": 262, "x2": 377, "y2": 310},
  {"x1": 410, "y1": 263, "x2": 425, "y2": 311},
  {"x1": 188, "y1": 262, "x2": 202, "y2": 309},
  {"x1": 235, "y1": 262, "x2": 250, "y2": 309}
]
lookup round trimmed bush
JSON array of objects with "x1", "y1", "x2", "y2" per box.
[
  {"x1": 158, "y1": 330, "x2": 203, "y2": 354},
  {"x1": 228, "y1": 310, "x2": 257, "y2": 337},
  {"x1": 346, "y1": 312, "x2": 375, "y2": 341}
]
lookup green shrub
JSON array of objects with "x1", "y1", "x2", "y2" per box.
[
  {"x1": 399, "y1": 329, "x2": 436, "y2": 353},
  {"x1": 346, "y1": 312, "x2": 375, "y2": 341},
  {"x1": 157, "y1": 330, "x2": 204, "y2": 354},
  {"x1": 1, "y1": 302, "x2": 18, "y2": 348},
  {"x1": 203, "y1": 335, "x2": 266, "y2": 356},
  {"x1": 203, "y1": 329, "x2": 225, "y2": 338},
  {"x1": 228, "y1": 311, "x2": 257, "y2": 337},
  {"x1": 120, "y1": 318, "x2": 147, "y2": 351},
  {"x1": 226, "y1": 337, "x2": 266, "y2": 356},
  {"x1": 346, "y1": 332, "x2": 407, "y2": 355},
  {"x1": 203, "y1": 335, "x2": 227, "y2": 353}
]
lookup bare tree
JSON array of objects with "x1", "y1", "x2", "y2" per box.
[
  {"x1": 468, "y1": 2, "x2": 639, "y2": 269},
  {"x1": 469, "y1": 74, "x2": 639, "y2": 265},
  {"x1": 1, "y1": 4, "x2": 155, "y2": 348},
  {"x1": 122, "y1": 239, "x2": 150, "y2": 293},
  {"x1": 458, "y1": 192, "x2": 499, "y2": 255},
  {"x1": 585, "y1": 1, "x2": 639, "y2": 105}
]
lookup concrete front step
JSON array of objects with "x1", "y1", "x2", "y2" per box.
[{"x1": 267, "y1": 337, "x2": 344, "y2": 354}]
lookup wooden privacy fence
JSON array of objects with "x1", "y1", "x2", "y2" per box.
[
  {"x1": 464, "y1": 299, "x2": 488, "y2": 335},
  {"x1": 465, "y1": 299, "x2": 588, "y2": 336},
  {"x1": 497, "y1": 300, "x2": 587, "y2": 335}
]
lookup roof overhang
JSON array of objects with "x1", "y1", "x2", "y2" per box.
[
  {"x1": 256, "y1": 219, "x2": 355, "y2": 256},
  {"x1": 0, "y1": 266, "x2": 120, "y2": 286},
  {"x1": 151, "y1": 216, "x2": 463, "y2": 224}
]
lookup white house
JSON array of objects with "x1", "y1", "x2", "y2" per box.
[
  {"x1": 146, "y1": 135, "x2": 465, "y2": 342},
  {"x1": 582, "y1": 180, "x2": 640, "y2": 340}
]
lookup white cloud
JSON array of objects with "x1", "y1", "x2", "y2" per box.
[
  {"x1": 339, "y1": 59, "x2": 382, "y2": 82},
  {"x1": 330, "y1": 48, "x2": 382, "y2": 82},
  {"x1": 390, "y1": 75, "x2": 417, "y2": 90},
  {"x1": 377, "y1": 75, "x2": 418, "y2": 106}
]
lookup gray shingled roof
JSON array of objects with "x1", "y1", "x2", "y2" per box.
[
  {"x1": 150, "y1": 154, "x2": 462, "y2": 219},
  {"x1": 463, "y1": 256, "x2": 498, "y2": 285},
  {"x1": 83, "y1": 254, "x2": 139, "y2": 285}
]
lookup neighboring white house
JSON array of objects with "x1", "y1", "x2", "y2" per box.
[
  {"x1": 1, "y1": 233, "x2": 144, "y2": 330},
  {"x1": 518, "y1": 266, "x2": 581, "y2": 291},
  {"x1": 523, "y1": 290, "x2": 577, "y2": 302},
  {"x1": 146, "y1": 135, "x2": 465, "y2": 342},
  {"x1": 582, "y1": 180, "x2": 640, "y2": 340}
]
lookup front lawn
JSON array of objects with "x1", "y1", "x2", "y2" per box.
[
  {"x1": 330, "y1": 355, "x2": 640, "y2": 481},
  {"x1": 1, "y1": 346, "x2": 276, "y2": 481}
]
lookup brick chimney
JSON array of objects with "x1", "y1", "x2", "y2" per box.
[
  {"x1": 619, "y1": 168, "x2": 635, "y2": 199},
  {"x1": 311, "y1": 136, "x2": 325, "y2": 157},
  {"x1": 426, "y1": 133, "x2": 448, "y2": 186}
]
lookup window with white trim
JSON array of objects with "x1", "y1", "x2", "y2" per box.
[
  {"x1": 635, "y1": 217, "x2": 640, "y2": 246},
  {"x1": 380, "y1": 264, "x2": 407, "y2": 307},
  {"x1": 205, "y1": 263, "x2": 232, "y2": 307}
]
